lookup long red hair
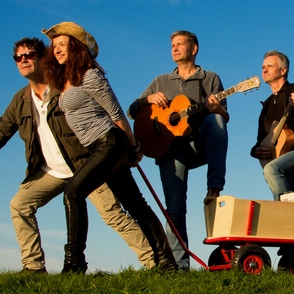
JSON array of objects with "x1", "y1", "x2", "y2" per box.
[{"x1": 42, "y1": 36, "x2": 105, "y2": 91}]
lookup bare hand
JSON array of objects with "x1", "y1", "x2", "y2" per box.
[
  {"x1": 205, "y1": 94, "x2": 222, "y2": 113},
  {"x1": 147, "y1": 92, "x2": 169, "y2": 108},
  {"x1": 255, "y1": 146, "x2": 271, "y2": 159},
  {"x1": 289, "y1": 93, "x2": 294, "y2": 106},
  {"x1": 128, "y1": 151, "x2": 143, "y2": 167}
]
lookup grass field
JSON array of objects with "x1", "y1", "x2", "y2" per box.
[{"x1": 0, "y1": 267, "x2": 294, "y2": 293}]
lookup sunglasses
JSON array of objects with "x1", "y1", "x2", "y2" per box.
[{"x1": 13, "y1": 51, "x2": 38, "y2": 63}]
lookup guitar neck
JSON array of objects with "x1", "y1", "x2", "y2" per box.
[
  {"x1": 215, "y1": 86, "x2": 237, "y2": 100},
  {"x1": 185, "y1": 86, "x2": 235, "y2": 116}
]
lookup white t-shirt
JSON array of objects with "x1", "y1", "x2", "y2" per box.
[{"x1": 31, "y1": 87, "x2": 73, "y2": 179}]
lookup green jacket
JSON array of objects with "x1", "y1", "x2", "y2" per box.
[{"x1": 0, "y1": 84, "x2": 90, "y2": 182}]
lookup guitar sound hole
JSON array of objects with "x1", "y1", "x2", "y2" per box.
[{"x1": 169, "y1": 112, "x2": 181, "y2": 126}]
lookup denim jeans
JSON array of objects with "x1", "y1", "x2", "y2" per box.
[
  {"x1": 263, "y1": 150, "x2": 294, "y2": 200},
  {"x1": 157, "y1": 114, "x2": 228, "y2": 269}
]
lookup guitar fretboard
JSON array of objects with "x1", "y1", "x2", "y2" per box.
[
  {"x1": 182, "y1": 86, "x2": 236, "y2": 117},
  {"x1": 215, "y1": 86, "x2": 236, "y2": 100}
]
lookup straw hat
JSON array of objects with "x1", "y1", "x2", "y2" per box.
[{"x1": 42, "y1": 21, "x2": 99, "y2": 58}]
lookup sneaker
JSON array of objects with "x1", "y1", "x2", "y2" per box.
[
  {"x1": 21, "y1": 267, "x2": 47, "y2": 274},
  {"x1": 61, "y1": 262, "x2": 88, "y2": 274},
  {"x1": 203, "y1": 188, "x2": 221, "y2": 205}
]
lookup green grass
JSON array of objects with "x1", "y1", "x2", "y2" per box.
[{"x1": 0, "y1": 268, "x2": 294, "y2": 294}]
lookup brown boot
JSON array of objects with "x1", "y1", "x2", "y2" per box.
[{"x1": 203, "y1": 188, "x2": 221, "y2": 205}]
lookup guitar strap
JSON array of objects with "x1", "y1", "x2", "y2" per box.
[
  {"x1": 284, "y1": 83, "x2": 294, "y2": 127},
  {"x1": 187, "y1": 79, "x2": 206, "y2": 133},
  {"x1": 198, "y1": 79, "x2": 203, "y2": 101}
]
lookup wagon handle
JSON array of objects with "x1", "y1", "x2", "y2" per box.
[{"x1": 137, "y1": 164, "x2": 208, "y2": 269}]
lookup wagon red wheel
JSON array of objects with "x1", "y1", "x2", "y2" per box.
[
  {"x1": 278, "y1": 254, "x2": 294, "y2": 274},
  {"x1": 242, "y1": 254, "x2": 264, "y2": 274},
  {"x1": 231, "y1": 244, "x2": 271, "y2": 274},
  {"x1": 208, "y1": 246, "x2": 237, "y2": 267}
]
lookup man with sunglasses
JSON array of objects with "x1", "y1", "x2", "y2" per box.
[{"x1": 4, "y1": 37, "x2": 156, "y2": 273}]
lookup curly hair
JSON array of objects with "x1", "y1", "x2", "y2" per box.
[
  {"x1": 42, "y1": 36, "x2": 105, "y2": 91},
  {"x1": 13, "y1": 37, "x2": 46, "y2": 58}
]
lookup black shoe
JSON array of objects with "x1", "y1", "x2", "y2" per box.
[
  {"x1": 61, "y1": 262, "x2": 88, "y2": 274},
  {"x1": 158, "y1": 261, "x2": 178, "y2": 271},
  {"x1": 277, "y1": 246, "x2": 294, "y2": 256},
  {"x1": 21, "y1": 267, "x2": 47, "y2": 274}
]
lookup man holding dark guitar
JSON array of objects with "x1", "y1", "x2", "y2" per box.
[
  {"x1": 128, "y1": 30, "x2": 229, "y2": 270},
  {"x1": 251, "y1": 51, "x2": 294, "y2": 201}
]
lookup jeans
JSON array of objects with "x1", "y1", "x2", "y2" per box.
[
  {"x1": 263, "y1": 150, "x2": 294, "y2": 200},
  {"x1": 157, "y1": 114, "x2": 228, "y2": 269}
]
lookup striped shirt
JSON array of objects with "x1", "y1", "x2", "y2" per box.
[{"x1": 59, "y1": 68, "x2": 125, "y2": 147}]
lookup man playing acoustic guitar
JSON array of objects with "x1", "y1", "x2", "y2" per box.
[
  {"x1": 128, "y1": 30, "x2": 229, "y2": 270},
  {"x1": 251, "y1": 51, "x2": 294, "y2": 201}
]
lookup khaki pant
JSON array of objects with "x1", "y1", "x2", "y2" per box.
[
  {"x1": 10, "y1": 169, "x2": 155, "y2": 270},
  {"x1": 88, "y1": 183, "x2": 155, "y2": 269}
]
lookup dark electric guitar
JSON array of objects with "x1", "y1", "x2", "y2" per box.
[
  {"x1": 134, "y1": 76, "x2": 261, "y2": 158},
  {"x1": 259, "y1": 103, "x2": 294, "y2": 168}
]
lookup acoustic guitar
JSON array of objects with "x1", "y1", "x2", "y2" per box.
[
  {"x1": 259, "y1": 103, "x2": 294, "y2": 168},
  {"x1": 134, "y1": 76, "x2": 261, "y2": 158}
]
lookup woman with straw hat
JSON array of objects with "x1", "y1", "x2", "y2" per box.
[{"x1": 41, "y1": 21, "x2": 177, "y2": 273}]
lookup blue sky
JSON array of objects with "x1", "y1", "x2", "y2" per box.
[{"x1": 1, "y1": 0, "x2": 294, "y2": 273}]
